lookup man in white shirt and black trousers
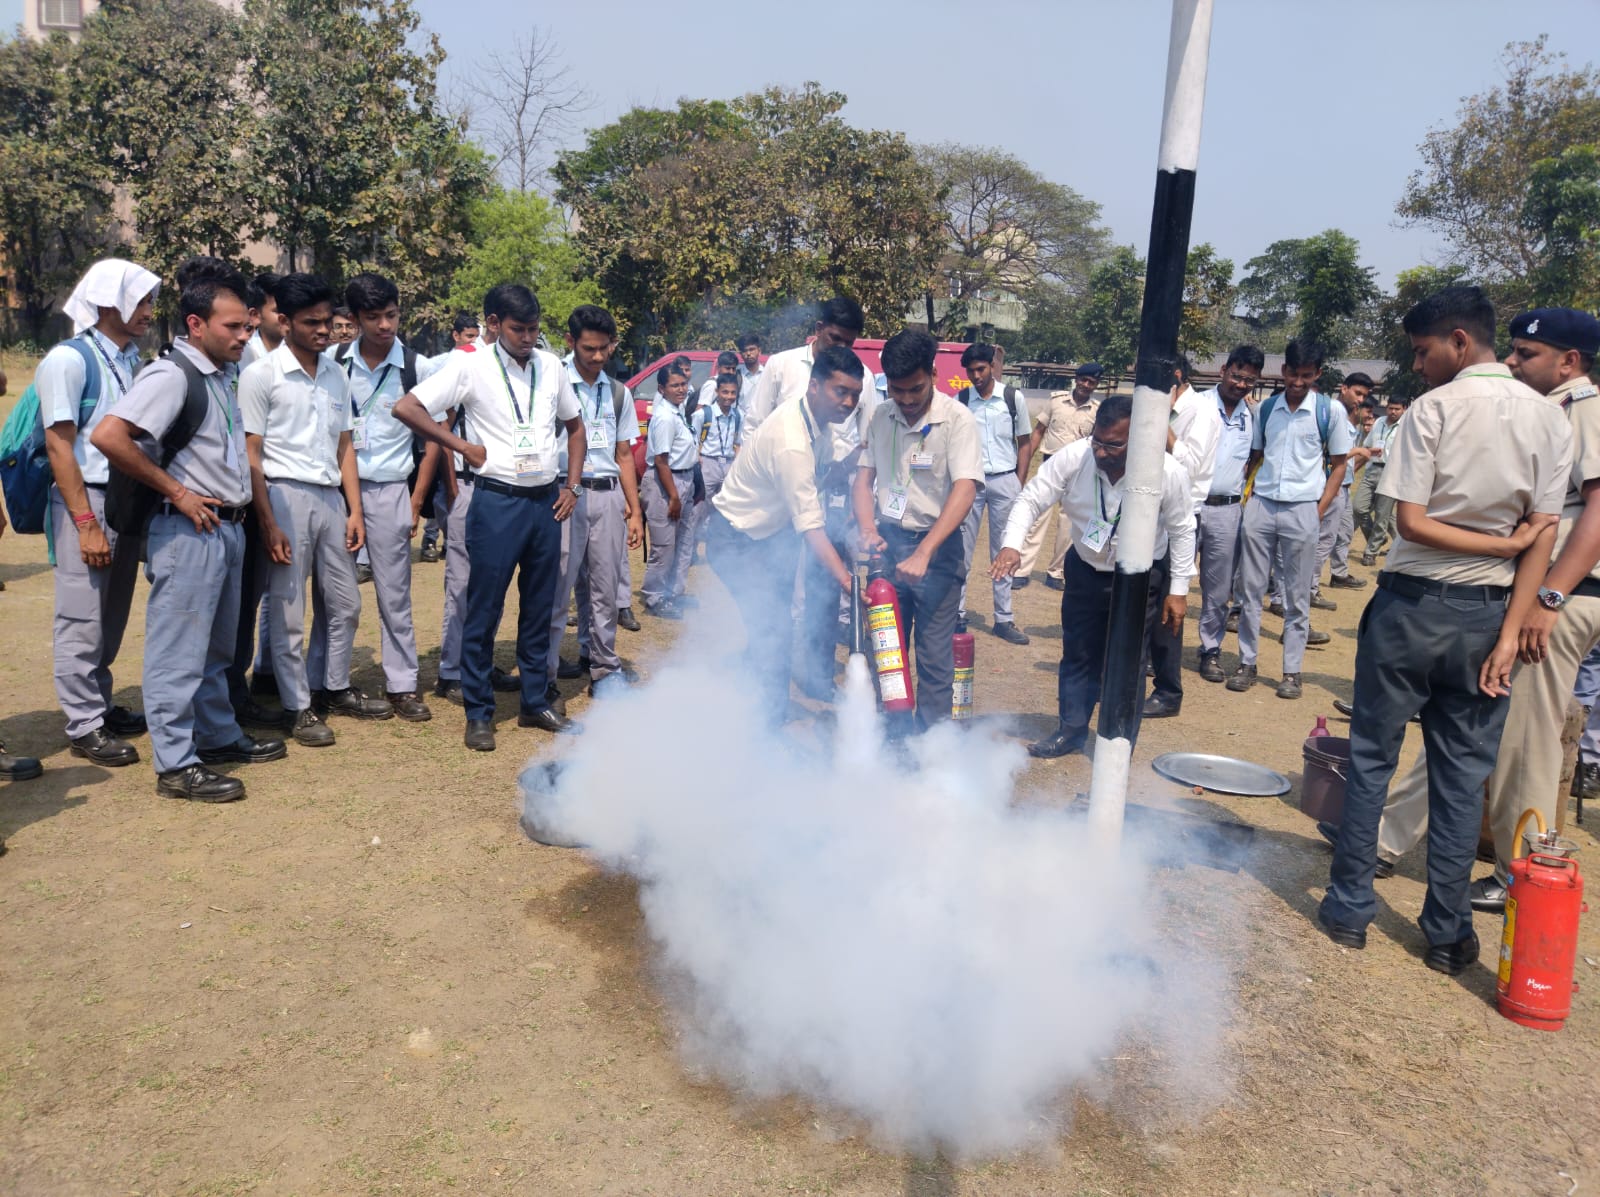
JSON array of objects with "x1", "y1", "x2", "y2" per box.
[
  {"x1": 994, "y1": 393, "x2": 1195, "y2": 758},
  {"x1": 394, "y1": 284, "x2": 586, "y2": 752}
]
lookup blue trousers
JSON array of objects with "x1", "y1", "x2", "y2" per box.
[
  {"x1": 1321, "y1": 581, "x2": 1510, "y2": 947},
  {"x1": 707, "y1": 509, "x2": 800, "y2": 726},
  {"x1": 462, "y1": 484, "x2": 562, "y2": 722},
  {"x1": 143, "y1": 513, "x2": 245, "y2": 774}
]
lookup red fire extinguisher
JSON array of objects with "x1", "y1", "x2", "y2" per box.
[
  {"x1": 865, "y1": 558, "x2": 915, "y2": 714},
  {"x1": 952, "y1": 630, "x2": 974, "y2": 720},
  {"x1": 1497, "y1": 809, "x2": 1586, "y2": 1032}
]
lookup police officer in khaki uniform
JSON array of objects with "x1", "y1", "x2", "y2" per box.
[
  {"x1": 853, "y1": 330, "x2": 982, "y2": 736},
  {"x1": 1018, "y1": 363, "x2": 1103, "y2": 588}
]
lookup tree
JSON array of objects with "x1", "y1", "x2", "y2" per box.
[
  {"x1": 1178, "y1": 242, "x2": 1234, "y2": 360},
  {"x1": 1521, "y1": 144, "x2": 1600, "y2": 309},
  {"x1": 1238, "y1": 230, "x2": 1377, "y2": 356},
  {"x1": 444, "y1": 188, "x2": 600, "y2": 336},
  {"x1": 459, "y1": 29, "x2": 590, "y2": 192},
  {"x1": 0, "y1": 33, "x2": 108, "y2": 342},
  {"x1": 1078, "y1": 246, "x2": 1145, "y2": 375},
  {"x1": 1003, "y1": 281, "x2": 1083, "y2": 365},
  {"x1": 1398, "y1": 38, "x2": 1600, "y2": 305},
  {"x1": 918, "y1": 143, "x2": 1108, "y2": 330},
  {"x1": 554, "y1": 85, "x2": 943, "y2": 357},
  {"x1": 72, "y1": 0, "x2": 256, "y2": 329},
  {"x1": 240, "y1": 0, "x2": 489, "y2": 325}
]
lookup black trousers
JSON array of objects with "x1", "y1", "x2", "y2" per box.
[
  {"x1": 1057, "y1": 548, "x2": 1167, "y2": 738},
  {"x1": 226, "y1": 513, "x2": 269, "y2": 705},
  {"x1": 1321, "y1": 579, "x2": 1511, "y2": 946},
  {"x1": 1146, "y1": 537, "x2": 1187, "y2": 704}
]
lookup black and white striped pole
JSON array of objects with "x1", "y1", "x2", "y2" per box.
[{"x1": 1087, "y1": 0, "x2": 1213, "y2": 846}]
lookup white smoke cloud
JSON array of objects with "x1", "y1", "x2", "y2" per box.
[{"x1": 522, "y1": 650, "x2": 1228, "y2": 1159}]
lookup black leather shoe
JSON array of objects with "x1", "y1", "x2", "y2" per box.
[
  {"x1": 992, "y1": 621, "x2": 1030, "y2": 645},
  {"x1": 1276, "y1": 673, "x2": 1303, "y2": 700},
  {"x1": 198, "y1": 735, "x2": 287, "y2": 765},
  {"x1": 1424, "y1": 932, "x2": 1480, "y2": 976},
  {"x1": 356, "y1": 563, "x2": 374, "y2": 585},
  {"x1": 1043, "y1": 575, "x2": 1065, "y2": 591},
  {"x1": 1011, "y1": 575, "x2": 1030, "y2": 589},
  {"x1": 234, "y1": 698, "x2": 291, "y2": 730},
  {"x1": 1468, "y1": 876, "x2": 1508, "y2": 913},
  {"x1": 386, "y1": 691, "x2": 433, "y2": 722},
  {"x1": 1225, "y1": 608, "x2": 1240, "y2": 632},
  {"x1": 157, "y1": 763, "x2": 246, "y2": 803},
  {"x1": 1225, "y1": 664, "x2": 1257, "y2": 692},
  {"x1": 1359, "y1": 552, "x2": 1377, "y2": 567},
  {"x1": 1267, "y1": 601, "x2": 1287, "y2": 618},
  {"x1": 1328, "y1": 573, "x2": 1367, "y2": 590},
  {"x1": 1573, "y1": 761, "x2": 1600, "y2": 800},
  {"x1": 544, "y1": 683, "x2": 567, "y2": 718},
  {"x1": 1198, "y1": 652, "x2": 1225, "y2": 683},
  {"x1": 1028, "y1": 724, "x2": 1086, "y2": 758},
  {"x1": 314, "y1": 687, "x2": 394, "y2": 720},
  {"x1": 490, "y1": 666, "x2": 520, "y2": 692},
  {"x1": 0, "y1": 743, "x2": 42, "y2": 782},
  {"x1": 70, "y1": 727, "x2": 139, "y2": 767},
  {"x1": 104, "y1": 705, "x2": 147, "y2": 736},
  {"x1": 288, "y1": 709, "x2": 335, "y2": 748},
  {"x1": 1306, "y1": 628, "x2": 1331, "y2": 646},
  {"x1": 519, "y1": 707, "x2": 578, "y2": 734},
  {"x1": 1333, "y1": 698, "x2": 1354, "y2": 717},
  {"x1": 1142, "y1": 694, "x2": 1181, "y2": 718},
  {"x1": 1317, "y1": 909, "x2": 1367, "y2": 949},
  {"x1": 1309, "y1": 592, "x2": 1338, "y2": 611},
  {"x1": 557, "y1": 656, "x2": 589, "y2": 680},
  {"x1": 588, "y1": 672, "x2": 629, "y2": 699},
  {"x1": 249, "y1": 671, "x2": 278, "y2": 697},
  {"x1": 464, "y1": 719, "x2": 495, "y2": 752},
  {"x1": 433, "y1": 677, "x2": 463, "y2": 704},
  {"x1": 617, "y1": 607, "x2": 641, "y2": 632},
  {"x1": 419, "y1": 542, "x2": 441, "y2": 563}
]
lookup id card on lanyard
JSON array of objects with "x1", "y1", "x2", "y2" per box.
[
  {"x1": 350, "y1": 362, "x2": 392, "y2": 452},
  {"x1": 885, "y1": 418, "x2": 932, "y2": 521},
  {"x1": 586, "y1": 377, "x2": 613, "y2": 451},
  {"x1": 498, "y1": 349, "x2": 546, "y2": 481},
  {"x1": 1083, "y1": 469, "x2": 1120, "y2": 551}
]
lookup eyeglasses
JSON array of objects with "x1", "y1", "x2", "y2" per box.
[{"x1": 1090, "y1": 437, "x2": 1127, "y2": 452}]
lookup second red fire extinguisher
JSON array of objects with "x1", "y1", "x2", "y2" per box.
[{"x1": 865, "y1": 558, "x2": 915, "y2": 714}]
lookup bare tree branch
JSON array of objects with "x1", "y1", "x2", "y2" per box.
[{"x1": 462, "y1": 29, "x2": 592, "y2": 192}]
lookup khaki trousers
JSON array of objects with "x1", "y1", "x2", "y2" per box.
[{"x1": 1376, "y1": 593, "x2": 1600, "y2": 874}]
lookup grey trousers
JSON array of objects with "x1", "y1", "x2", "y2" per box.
[
  {"x1": 143, "y1": 512, "x2": 245, "y2": 774},
  {"x1": 1354, "y1": 465, "x2": 1396, "y2": 559},
  {"x1": 641, "y1": 468, "x2": 696, "y2": 605},
  {"x1": 49, "y1": 484, "x2": 140, "y2": 738},
  {"x1": 1196, "y1": 500, "x2": 1243, "y2": 655},
  {"x1": 695, "y1": 455, "x2": 732, "y2": 558},
  {"x1": 358, "y1": 478, "x2": 419, "y2": 693},
  {"x1": 266, "y1": 480, "x2": 362, "y2": 711},
  {"x1": 438, "y1": 477, "x2": 473, "y2": 681},
  {"x1": 546, "y1": 487, "x2": 627, "y2": 681},
  {"x1": 1313, "y1": 489, "x2": 1354, "y2": 590},
  {"x1": 1236, "y1": 496, "x2": 1319, "y2": 674},
  {"x1": 959, "y1": 472, "x2": 1019, "y2": 623}
]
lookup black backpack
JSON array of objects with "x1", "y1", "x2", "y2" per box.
[
  {"x1": 104, "y1": 351, "x2": 210, "y2": 536},
  {"x1": 958, "y1": 383, "x2": 1021, "y2": 428}
]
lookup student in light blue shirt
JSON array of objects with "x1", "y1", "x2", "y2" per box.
[
  {"x1": 1194, "y1": 345, "x2": 1263, "y2": 680},
  {"x1": 641, "y1": 362, "x2": 700, "y2": 615},
  {"x1": 955, "y1": 343, "x2": 1033, "y2": 644},
  {"x1": 1227, "y1": 338, "x2": 1352, "y2": 699}
]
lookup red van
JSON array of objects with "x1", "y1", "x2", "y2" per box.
[{"x1": 622, "y1": 338, "x2": 972, "y2": 477}]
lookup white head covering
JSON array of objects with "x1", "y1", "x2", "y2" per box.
[{"x1": 63, "y1": 258, "x2": 161, "y2": 335}]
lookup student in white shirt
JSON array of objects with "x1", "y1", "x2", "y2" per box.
[
  {"x1": 640, "y1": 363, "x2": 701, "y2": 615},
  {"x1": 736, "y1": 332, "x2": 763, "y2": 415}
]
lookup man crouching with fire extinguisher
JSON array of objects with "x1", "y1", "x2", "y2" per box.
[
  {"x1": 992, "y1": 393, "x2": 1195, "y2": 758},
  {"x1": 853, "y1": 330, "x2": 983, "y2": 739},
  {"x1": 704, "y1": 344, "x2": 865, "y2": 724}
]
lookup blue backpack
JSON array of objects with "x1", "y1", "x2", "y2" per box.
[
  {"x1": 0, "y1": 337, "x2": 99, "y2": 534},
  {"x1": 1258, "y1": 390, "x2": 1334, "y2": 475}
]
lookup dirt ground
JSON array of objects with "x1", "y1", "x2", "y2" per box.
[{"x1": 2, "y1": 355, "x2": 1597, "y2": 1196}]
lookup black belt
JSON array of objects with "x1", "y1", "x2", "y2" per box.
[
  {"x1": 1377, "y1": 571, "x2": 1508, "y2": 603},
  {"x1": 1573, "y1": 578, "x2": 1600, "y2": 600},
  {"x1": 83, "y1": 481, "x2": 107, "y2": 491},
  {"x1": 473, "y1": 476, "x2": 556, "y2": 500},
  {"x1": 877, "y1": 521, "x2": 928, "y2": 543},
  {"x1": 1204, "y1": 494, "x2": 1242, "y2": 506},
  {"x1": 160, "y1": 502, "x2": 249, "y2": 524},
  {"x1": 985, "y1": 470, "x2": 1017, "y2": 479},
  {"x1": 581, "y1": 477, "x2": 618, "y2": 491}
]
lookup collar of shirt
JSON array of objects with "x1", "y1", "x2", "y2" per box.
[
  {"x1": 173, "y1": 337, "x2": 222, "y2": 377},
  {"x1": 343, "y1": 336, "x2": 405, "y2": 376},
  {"x1": 886, "y1": 398, "x2": 948, "y2": 432},
  {"x1": 1549, "y1": 376, "x2": 1599, "y2": 408},
  {"x1": 1211, "y1": 386, "x2": 1249, "y2": 428},
  {"x1": 739, "y1": 362, "x2": 762, "y2": 380},
  {"x1": 88, "y1": 327, "x2": 142, "y2": 379},
  {"x1": 273, "y1": 339, "x2": 339, "y2": 382},
  {"x1": 1451, "y1": 362, "x2": 1514, "y2": 384},
  {"x1": 563, "y1": 355, "x2": 611, "y2": 406}
]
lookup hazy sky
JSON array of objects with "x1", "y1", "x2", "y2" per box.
[{"x1": 414, "y1": 0, "x2": 1597, "y2": 291}]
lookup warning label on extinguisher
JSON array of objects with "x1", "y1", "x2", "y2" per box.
[
  {"x1": 879, "y1": 673, "x2": 908, "y2": 702},
  {"x1": 871, "y1": 628, "x2": 899, "y2": 653},
  {"x1": 868, "y1": 606, "x2": 897, "y2": 632},
  {"x1": 875, "y1": 649, "x2": 905, "y2": 671}
]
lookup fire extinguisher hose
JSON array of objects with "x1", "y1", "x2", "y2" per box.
[{"x1": 1511, "y1": 808, "x2": 1548, "y2": 859}]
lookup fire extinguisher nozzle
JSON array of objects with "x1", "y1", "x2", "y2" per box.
[{"x1": 850, "y1": 572, "x2": 865, "y2": 658}]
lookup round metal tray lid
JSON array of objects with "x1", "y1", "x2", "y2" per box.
[{"x1": 1151, "y1": 751, "x2": 1292, "y2": 797}]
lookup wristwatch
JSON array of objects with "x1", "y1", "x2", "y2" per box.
[
  {"x1": 1537, "y1": 587, "x2": 1567, "y2": 611},
  {"x1": 564, "y1": 482, "x2": 584, "y2": 496}
]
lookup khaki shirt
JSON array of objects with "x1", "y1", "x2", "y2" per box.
[
  {"x1": 1549, "y1": 375, "x2": 1600, "y2": 582},
  {"x1": 1380, "y1": 363, "x2": 1571, "y2": 586},
  {"x1": 1037, "y1": 392, "x2": 1099, "y2": 456},
  {"x1": 860, "y1": 391, "x2": 983, "y2": 532},
  {"x1": 711, "y1": 395, "x2": 830, "y2": 540}
]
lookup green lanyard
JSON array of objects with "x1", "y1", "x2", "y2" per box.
[
  {"x1": 495, "y1": 346, "x2": 537, "y2": 425},
  {"x1": 355, "y1": 363, "x2": 393, "y2": 420},
  {"x1": 889, "y1": 417, "x2": 930, "y2": 488},
  {"x1": 205, "y1": 373, "x2": 235, "y2": 438},
  {"x1": 1094, "y1": 469, "x2": 1121, "y2": 530}
]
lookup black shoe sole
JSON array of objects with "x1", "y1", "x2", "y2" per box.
[
  {"x1": 70, "y1": 746, "x2": 139, "y2": 768},
  {"x1": 465, "y1": 737, "x2": 496, "y2": 752},
  {"x1": 157, "y1": 780, "x2": 246, "y2": 803},
  {"x1": 393, "y1": 707, "x2": 432, "y2": 723},
  {"x1": 198, "y1": 743, "x2": 289, "y2": 765},
  {"x1": 1, "y1": 763, "x2": 44, "y2": 782},
  {"x1": 1317, "y1": 912, "x2": 1366, "y2": 949},
  {"x1": 1424, "y1": 942, "x2": 1480, "y2": 975},
  {"x1": 320, "y1": 706, "x2": 395, "y2": 721},
  {"x1": 291, "y1": 733, "x2": 336, "y2": 748}
]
